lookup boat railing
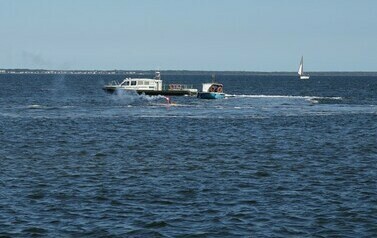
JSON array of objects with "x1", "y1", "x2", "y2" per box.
[{"x1": 163, "y1": 84, "x2": 195, "y2": 91}]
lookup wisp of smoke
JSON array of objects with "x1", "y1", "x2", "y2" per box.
[{"x1": 111, "y1": 90, "x2": 166, "y2": 105}]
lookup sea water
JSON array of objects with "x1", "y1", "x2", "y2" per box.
[{"x1": 0, "y1": 73, "x2": 376, "y2": 237}]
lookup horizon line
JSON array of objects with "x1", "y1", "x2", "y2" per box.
[{"x1": 2, "y1": 68, "x2": 377, "y2": 73}]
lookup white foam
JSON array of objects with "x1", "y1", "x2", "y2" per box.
[
  {"x1": 225, "y1": 94, "x2": 342, "y2": 100},
  {"x1": 27, "y1": 104, "x2": 44, "y2": 109}
]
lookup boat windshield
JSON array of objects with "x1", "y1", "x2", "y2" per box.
[
  {"x1": 208, "y1": 84, "x2": 223, "y2": 93},
  {"x1": 120, "y1": 80, "x2": 130, "y2": 86}
]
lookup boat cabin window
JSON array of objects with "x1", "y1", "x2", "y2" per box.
[
  {"x1": 131, "y1": 81, "x2": 137, "y2": 86},
  {"x1": 144, "y1": 81, "x2": 149, "y2": 85}
]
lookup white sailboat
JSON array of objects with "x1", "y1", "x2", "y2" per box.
[{"x1": 298, "y1": 56, "x2": 310, "y2": 80}]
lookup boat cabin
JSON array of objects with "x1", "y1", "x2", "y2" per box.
[
  {"x1": 201, "y1": 83, "x2": 223, "y2": 93},
  {"x1": 119, "y1": 78, "x2": 162, "y2": 91}
]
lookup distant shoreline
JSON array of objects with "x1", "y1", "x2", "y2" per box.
[{"x1": 1, "y1": 69, "x2": 377, "y2": 76}]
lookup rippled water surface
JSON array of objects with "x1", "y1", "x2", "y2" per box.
[{"x1": 1, "y1": 73, "x2": 377, "y2": 237}]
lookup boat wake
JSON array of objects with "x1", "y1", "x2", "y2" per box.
[{"x1": 225, "y1": 94, "x2": 342, "y2": 103}]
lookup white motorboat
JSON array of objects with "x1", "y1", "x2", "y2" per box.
[{"x1": 103, "y1": 72, "x2": 198, "y2": 96}]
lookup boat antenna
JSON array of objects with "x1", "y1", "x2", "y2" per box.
[{"x1": 211, "y1": 74, "x2": 215, "y2": 83}]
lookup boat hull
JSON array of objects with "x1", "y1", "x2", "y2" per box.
[
  {"x1": 197, "y1": 92, "x2": 225, "y2": 99},
  {"x1": 103, "y1": 86, "x2": 197, "y2": 96},
  {"x1": 299, "y1": 75, "x2": 310, "y2": 80}
]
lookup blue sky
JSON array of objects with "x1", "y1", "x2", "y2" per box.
[{"x1": 1, "y1": 0, "x2": 376, "y2": 71}]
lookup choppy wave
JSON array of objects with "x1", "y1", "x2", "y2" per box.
[
  {"x1": 2, "y1": 74, "x2": 377, "y2": 237},
  {"x1": 27, "y1": 104, "x2": 45, "y2": 109},
  {"x1": 26, "y1": 105, "x2": 75, "y2": 110}
]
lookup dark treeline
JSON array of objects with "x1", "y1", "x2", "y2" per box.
[{"x1": 1, "y1": 68, "x2": 377, "y2": 77}]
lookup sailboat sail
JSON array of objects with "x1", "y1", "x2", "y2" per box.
[{"x1": 298, "y1": 56, "x2": 303, "y2": 75}]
